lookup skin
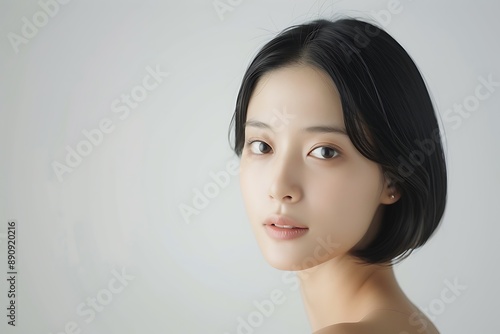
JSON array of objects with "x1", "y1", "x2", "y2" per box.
[{"x1": 238, "y1": 65, "x2": 439, "y2": 333}]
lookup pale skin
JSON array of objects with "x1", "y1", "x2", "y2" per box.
[{"x1": 238, "y1": 65, "x2": 440, "y2": 334}]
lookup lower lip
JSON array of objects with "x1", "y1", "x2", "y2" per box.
[{"x1": 265, "y1": 224, "x2": 309, "y2": 240}]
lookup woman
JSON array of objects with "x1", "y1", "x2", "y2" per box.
[{"x1": 228, "y1": 17, "x2": 447, "y2": 334}]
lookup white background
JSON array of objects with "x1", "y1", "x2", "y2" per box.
[{"x1": 1, "y1": 0, "x2": 499, "y2": 333}]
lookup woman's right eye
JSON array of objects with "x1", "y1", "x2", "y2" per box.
[{"x1": 246, "y1": 140, "x2": 272, "y2": 155}]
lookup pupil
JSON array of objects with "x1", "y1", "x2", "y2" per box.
[{"x1": 322, "y1": 147, "x2": 334, "y2": 158}]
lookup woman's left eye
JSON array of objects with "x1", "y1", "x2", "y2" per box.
[{"x1": 310, "y1": 146, "x2": 340, "y2": 159}]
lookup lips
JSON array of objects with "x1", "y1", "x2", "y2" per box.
[
  {"x1": 263, "y1": 215, "x2": 309, "y2": 240},
  {"x1": 263, "y1": 215, "x2": 308, "y2": 229}
]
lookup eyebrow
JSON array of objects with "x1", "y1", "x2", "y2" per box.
[{"x1": 243, "y1": 119, "x2": 348, "y2": 136}]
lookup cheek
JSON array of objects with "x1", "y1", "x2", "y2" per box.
[
  {"x1": 239, "y1": 162, "x2": 262, "y2": 215},
  {"x1": 306, "y1": 165, "x2": 382, "y2": 242}
]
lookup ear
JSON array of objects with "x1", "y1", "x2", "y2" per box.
[{"x1": 380, "y1": 173, "x2": 401, "y2": 205}]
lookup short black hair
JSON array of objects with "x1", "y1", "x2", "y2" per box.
[{"x1": 228, "y1": 17, "x2": 448, "y2": 266}]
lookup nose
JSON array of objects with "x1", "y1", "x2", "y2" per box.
[{"x1": 268, "y1": 152, "x2": 302, "y2": 203}]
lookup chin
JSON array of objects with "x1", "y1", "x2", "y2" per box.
[
  {"x1": 258, "y1": 244, "x2": 332, "y2": 272},
  {"x1": 264, "y1": 255, "x2": 306, "y2": 271}
]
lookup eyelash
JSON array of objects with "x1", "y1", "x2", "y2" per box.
[{"x1": 245, "y1": 139, "x2": 341, "y2": 160}]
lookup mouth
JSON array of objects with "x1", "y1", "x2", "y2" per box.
[
  {"x1": 264, "y1": 223, "x2": 309, "y2": 240},
  {"x1": 264, "y1": 217, "x2": 309, "y2": 240},
  {"x1": 263, "y1": 214, "x2": 309, "y2": 229},
  {"x1": 269, "y1": 223, "x2": 308, "y2": 229}
]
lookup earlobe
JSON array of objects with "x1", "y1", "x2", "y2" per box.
[
  {"x1": 381, "y1": 175, "x2": 401, "y2": 204},
  {"x1": 381, "y1": 188, "x2": 400, "y2": 204},
  {"x1": 381, "y1": 187, "x2": 401, "y2": 204},
  {"x1": 389, "y1": 190, "x2": 400, "y2": 202}
]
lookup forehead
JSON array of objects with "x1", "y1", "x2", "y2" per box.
[{"x1": 247, "y1": 65, "x2": 343, "y2": 123}]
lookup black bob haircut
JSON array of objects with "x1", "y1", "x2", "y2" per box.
[{"x1": 227, "y1": 17, "x2": 448, "y2": 266}]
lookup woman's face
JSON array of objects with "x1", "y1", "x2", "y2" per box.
[{"x1": 239, "y1": 65, "x2": 395, "y2": 271}]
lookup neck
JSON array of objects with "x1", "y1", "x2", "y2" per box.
[{"x1": 297, "y1": 254, "x2": 400, "y2": 331}]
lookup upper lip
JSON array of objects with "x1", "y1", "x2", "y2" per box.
[{"x1": 263, "y1": 214, "x2": 308, "y2": 228}]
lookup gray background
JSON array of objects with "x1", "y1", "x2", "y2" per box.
[{"x1": 1, "y1": 0, "x2": 499, "y2": 333}]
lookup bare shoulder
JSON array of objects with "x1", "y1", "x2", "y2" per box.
[
  {"x1": 313, "y1": 322, "x2": 362, "y2": 334},
  {"x1": 313, "y1": 309, "x2": 440, "y2": 334}
]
